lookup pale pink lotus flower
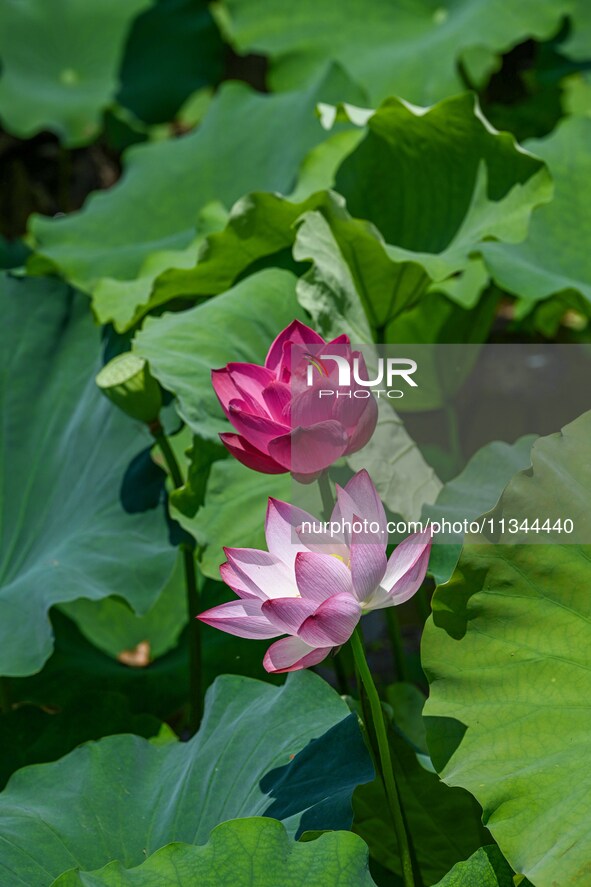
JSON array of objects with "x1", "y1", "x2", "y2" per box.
[
  {"x1": 198, "y1": 469, "x2": 431, "y2": 673},
  {"x1": 211, "y1": 319, "x2": 378, "y2": 483}
]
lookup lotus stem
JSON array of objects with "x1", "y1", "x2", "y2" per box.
[
  {"x1": 317, "y1": 469, "x2": 335, "y2": 521},
  {"x1": 350, "y1": 627, "x2": 417, "y2": 887},
  {"x1": 181, "y1": 541, "x2": 203, "y2": 735},
  {"x1": 151, "y1": 421, "x2": 203, "y2": 735}
]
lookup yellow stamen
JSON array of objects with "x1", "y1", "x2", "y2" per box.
[{"x1": 330, "y1": 553, "x2": 351, "y2": 568}]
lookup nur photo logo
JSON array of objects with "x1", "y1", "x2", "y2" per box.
[{"x1": 305, "y1": 352, "x2": 418, "y2": 399}]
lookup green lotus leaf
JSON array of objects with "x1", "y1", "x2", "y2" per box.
[
  {"x1": 562, "y1": 0, "x2": 591, "y2": 63},
  {"x1": 432, "y1": 846, "x2": 521, "y2": 887},
  {"x1": 561, "y1": 71, "x2": 591, "y2": 119},
  {"x1": 150, "y1": 426, "x2": 289, "y2": 579},
  {"x1": 483, "y1": 410, "x2": 591, "y2": 543},
  {"x1": 295, "y1": 205, "x2": 429, "y2": 339},
  {"x1": 10, "y1": 611, "x2": 191, "y2": 721},
  {"x1": 347, "y1": 400, "x2": 442, "y2": 522},
  {"x1": 389, "y1": 263, "x2": 493, "y2": 339},
  {"x1": 152, "y1": 191, "x2": 332, "y2": 306},
  {"x1": 184, "y1": 459, "x2": 292, "y2": 578},
  {"x1": 424, "y1": 436, "x2": 537, "y2": 583},
  {"x1": 133, "y1": 268, "x2": 305, "y2": 438},
  {"x1": 12, "y1": 598, "x2": 277, "y2": 728},
  {"x1": 0, "y1": 671, "x2": 373, "y2": 886},
  {"x1": 51, "y1": 818, "x2": 377, "y2": 886},
  {"x1": 29, "y1": 66, "x2": 364, "y2": 330},
  {"x1": 0, "y1": 0, "x2": 150, "y2": 145},
  {"x1": 89, "y1": 202, "x2": 228, "y2": 333},
  {"x1": 0, "y1": 693, "x2": 162, "y2": 791},
  {"x1": 215, "y1": 0, "x2": 570, "y2": 105},
  {"x1": 165, "y1": 429, "x2": 228, "y2": 519},
  {"x1": 482, "y1": 117, "x2": 591, "y2": 310},
  {"x1": 423, "y1": 411, "x2": 591, "y2": 885},
  {"x1": 149, "y1": 94, "x2": 552, "y2": 337},
  {"x1": 60, "y1": 553, "x2": 187, "y2": 662},
  {"x1": 0, "y1": 275, "x2": 175, "y2": 677},
  {"x1": 117, "y1": 0, "x2": 224, "y2": 125},
  {"x1": 333, "y1": 94, "x2": 551, "y2": 286}
]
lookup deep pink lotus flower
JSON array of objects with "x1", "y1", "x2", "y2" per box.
[
  {"x1": 212, "y1": 320, "x2": 378, "y2": 482},
  {"x1": 198, "y1": 470, "x2": 431, "y2": 674}
]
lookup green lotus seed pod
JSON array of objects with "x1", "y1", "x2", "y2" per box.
[{"x1": 96, "y1": 353, "x2": 162, "y2": 423}]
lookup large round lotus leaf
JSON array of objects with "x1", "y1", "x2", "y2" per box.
[
  {"x1": 333, "y1": 94, "x2": 551, "y2": 275},
  {"x1": 423, "y1": 411, "x2": 591, "y2": 886},
  {"x1": 29, "y1": 66, "x2": 364, "y2": 330},
  {"x1": 424, "y1": 436, "x2": 536, "y2": 584},
  {"x1": 432, "y1": 846, "x2": 521, "y2": 887},
  {"x1": 0, "y1": 274, "x2": 175, "y2": 677},
  {"x1": 157, "y1": 90, "x2": 551, "y2": 338},
  {"x1": 0, "y1": 0, "x2": 150, "y2": 145},
  {"x1": 483, "y1": 117, "x2": 591, "y2": 309},
  {"x1": 215, "y1": 0, "x2": 570, "y2": 105},
  {"x1": 0, "y1": 671, "x2": 373, "y2": 886},
  {"x1": 52, "y1": 818, "x2": 377, "y2": 886}
]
